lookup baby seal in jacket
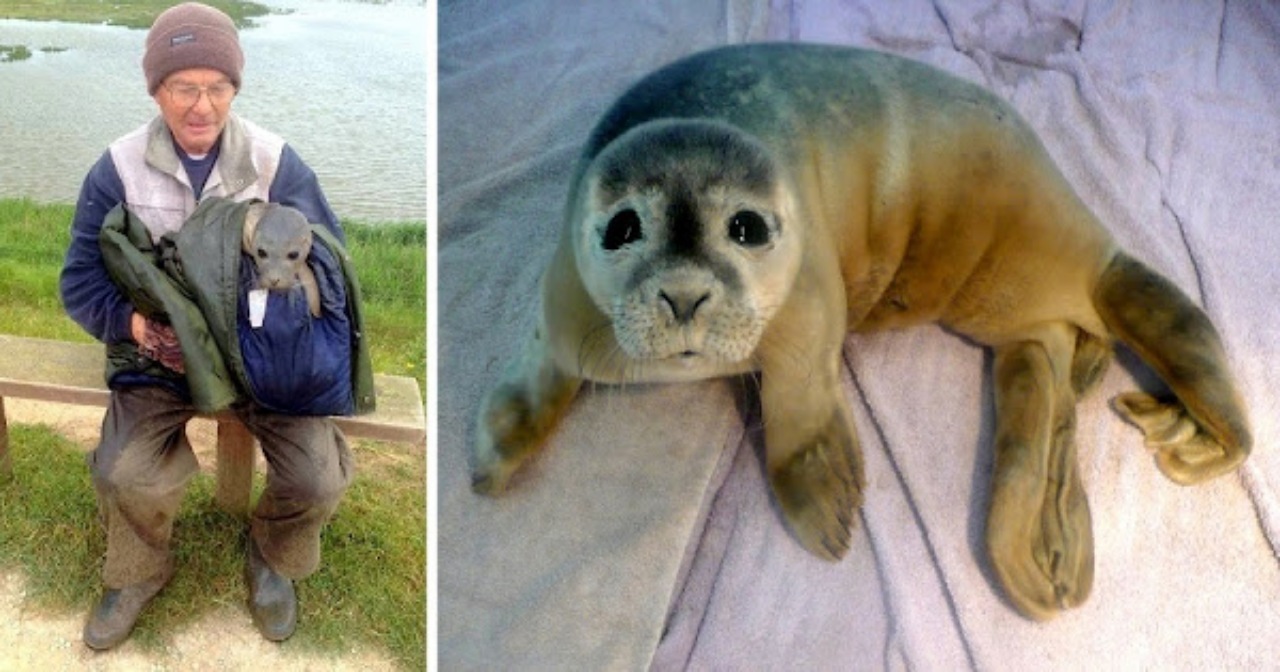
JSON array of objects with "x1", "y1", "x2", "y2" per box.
[
  {"x1": 471, "y1": 43, "x2": 1251, "y2": 621},
  {"x1": 243, "y1": 202, "x2": 322, "y2": 318}
]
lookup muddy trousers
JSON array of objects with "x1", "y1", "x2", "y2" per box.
[{"x1": 89, "y1": 386, "x2": 353, "y2": 589}]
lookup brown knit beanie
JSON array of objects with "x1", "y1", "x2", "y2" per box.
[{"x1": 143, "y1": 2, "x2": 244, "y2": 94}]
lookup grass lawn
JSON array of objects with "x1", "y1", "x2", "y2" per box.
[{"x1": 0, "y1": 197, "x2": 426, "y2": 670}]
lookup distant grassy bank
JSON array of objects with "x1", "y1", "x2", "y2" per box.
[
  {"x1": 0, "y1": 197, "x2": 425, "y2": 391},
  {"x1": 0, "y1": 0, "x2": 272, "y2": 29}
]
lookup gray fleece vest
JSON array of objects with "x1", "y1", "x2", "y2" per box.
[{"x1": 108, "y1": 113, "x2": 285, "y2": 242}]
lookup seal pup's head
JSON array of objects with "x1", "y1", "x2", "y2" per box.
[
  {"x1": 243, "y1": 203, "x2": 313, "y2": 291},
  {"x1": 573, "y1": 119, "x2": 802, "y2": 366}
]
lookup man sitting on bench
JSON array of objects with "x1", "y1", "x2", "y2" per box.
[{"x1": 59, "y1": 2, "x2": 352, "y2": 650}]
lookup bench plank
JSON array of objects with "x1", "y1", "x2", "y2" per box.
[
  {"x1": 216, "y1": 420, "x2": 256, "y2": 514},
  {"x1": 0, "y1": 334, "x2": 424, "y2": 514}
]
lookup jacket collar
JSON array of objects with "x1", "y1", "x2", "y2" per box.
[{"x1": 144, "y1": 113, "x2": 258, "y2": 196}]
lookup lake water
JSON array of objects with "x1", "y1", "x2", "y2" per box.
[{"x1": 0, "y1": 0, "x2": 428, "y2": 223}]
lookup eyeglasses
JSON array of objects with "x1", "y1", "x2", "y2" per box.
[{"x1": 163, "y1": 81, "x2": 237, "y2": 107}]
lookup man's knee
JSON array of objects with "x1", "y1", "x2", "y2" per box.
[
  {"x1": 89, "y1": 443, "x2": 199, "y2": 507},
  {"x1": 267, "y1": 420, "x2": 352, "y2": 507},
  {"x1": 278, "y1": 452, "x2": 351, "y2": 508},
  {"x1": 92, "y1": 387, "x2": 198, "y2": 492}
]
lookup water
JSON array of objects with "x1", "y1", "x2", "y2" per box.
[{"x1": 0, "y1": 0, "x2": 427, "y2": 223}]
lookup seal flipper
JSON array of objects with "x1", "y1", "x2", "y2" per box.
[
  {"x1": 759, "y1": 335, "x2": 865, "y2": 561},
  {"x1": 472, "y1": 325, "x2": 582, "y2": 495},
  {"x1": 1093, "y1": 253, "x2": 1251, "y2": 484},
  {"x1": 299, "y1": 266, "x2": 322, "y2": 317},
  {"x1": 986, "y1": 331, "x2": 1094, "y2": 621},
  {"x1": 768, "y1": 405, "x2": 864, "y2": 561}
]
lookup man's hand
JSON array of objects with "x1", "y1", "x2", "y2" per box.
[{"x1": 131, "y1": 312, "x2": 185, "y2": 374}]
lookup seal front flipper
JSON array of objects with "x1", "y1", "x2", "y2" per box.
[
  {"x1": 1093, "y1": 253, "x2": 1252, "y2": 484},
  {"x1": 298, "y1": 268, "x2": 322, "y2": 317},
  {"x1": 759, "y1": 335, "x2": 865, "y2": 561},
  {"x1": 472, "y1": 326, "x2": 582, "y2": 495},
  {"x1": 768, "y1": 404, "x2": 864, "y2": 561}
]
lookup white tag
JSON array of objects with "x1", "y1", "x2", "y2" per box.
[{"x1": 248, "y1": 289, "x2": 269, "y2": 328}]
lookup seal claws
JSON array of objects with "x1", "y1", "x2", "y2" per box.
[
  {"x1": 470, "y1": 436, "x2": 526, "y2": 497},
  {"x1": 769, "y1": 413, "x2": 865, "y2": 562},
  {"x1": 470, "y1": 469, "x2": 503, "y2": 497}
]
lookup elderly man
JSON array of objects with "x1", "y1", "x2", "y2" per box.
[{"x1": 60, "y1": 2, "x2": 352, "y2": 650}]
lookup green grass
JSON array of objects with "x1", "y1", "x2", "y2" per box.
[
  {"x1": 343, "y1": 219, "x2": 428, "y2": 388},
  {"x1": 0, "y1": 0, "x2": 273, "y2": 29},
  {"x1": 0, "y1": 197, "x2": 426, "y2": 668},
  {"x1": 0, "y1": 424, "x2": 426, "y2": 670},
  {"x1": 0, "y1": 428, "x2": 101, "y2": 605},
  {"x1": 0, "y1": 199, "x2": 90, "y2": 342}
]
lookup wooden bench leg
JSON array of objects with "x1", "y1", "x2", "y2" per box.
[
  {"x1": 0, "y1": 397, "x2": 11, "y2": 483},
  {"x1": 216, "y1": 420, "x2": 255, "y2": 516}
]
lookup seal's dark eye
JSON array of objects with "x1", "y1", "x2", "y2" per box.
[
  {"x1": 602, "y1": 209, "x2": 643, "y2": 250},
  {"x1": 256, "y1": 248, "x2": 268, "y2": 259},
  {"x1": 728, "y1": 210, "x2": 770, "y2": 247}
]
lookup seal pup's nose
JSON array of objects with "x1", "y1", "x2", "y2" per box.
[{"x1": 658, "y1": 288, "x2": 711, "y2": 323}]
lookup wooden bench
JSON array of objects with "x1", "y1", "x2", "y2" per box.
[{"x1": 0, "y1": 333, "x2": 425, "y2": 515}]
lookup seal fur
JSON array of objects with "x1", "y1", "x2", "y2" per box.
[
  {"x1": 471, "y1": 43, "x2": 1251, "y2": 620},
  {"x1": 242, "y1": 202, "x2": 322, "y2": 318}
]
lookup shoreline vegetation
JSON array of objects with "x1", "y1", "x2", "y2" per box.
[
  {"x1": 0, "y1": 1, "x2": 273, "y2": 30},
  {"x1": 0, "y1": 1, "x2": 273, "y2": 61}
]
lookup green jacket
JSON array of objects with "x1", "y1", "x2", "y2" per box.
[{"x1": 98, "y1": 198, "x2": 375, "y2": 415}]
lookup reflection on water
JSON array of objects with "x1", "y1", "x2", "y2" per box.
[{"x1": 0, "y1": 0, "x2": 427, "y2": 223}]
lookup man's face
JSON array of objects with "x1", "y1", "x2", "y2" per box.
[{"x1": 153, "y1": 67, "x2": 236, "y2": 156}]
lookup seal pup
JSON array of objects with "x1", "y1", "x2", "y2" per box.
[
  {"x1": 243, "y1": 202, "x2": 322, "y2": 317},
  {"x1": 471, "y1": 43, "x2": 1251, "y2": 620}
]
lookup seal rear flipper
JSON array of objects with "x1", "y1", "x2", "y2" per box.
[
  {"x1": 986, "y1": 333, "x2": 1094, "y2": 621},
  {"x1": 1092, "y1": 253, "x2": 1251, "y2": 484}
]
